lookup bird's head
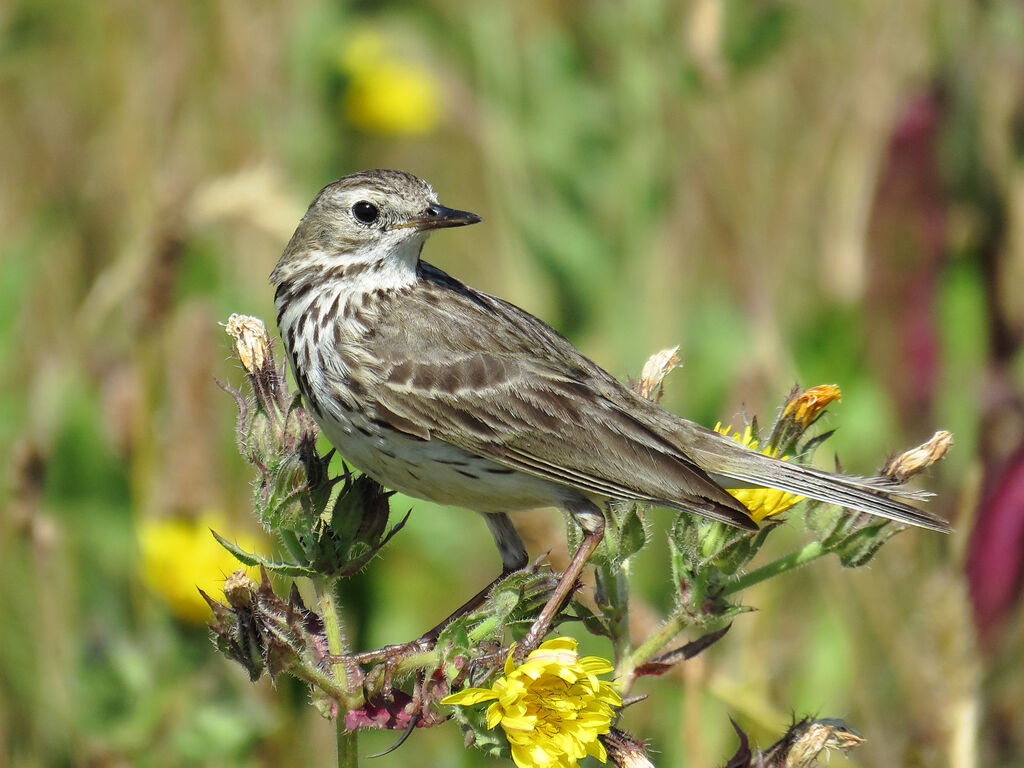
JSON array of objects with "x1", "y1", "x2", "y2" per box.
[{"x1": 271, "y1": 169, "x2": 480, "y2": 287}]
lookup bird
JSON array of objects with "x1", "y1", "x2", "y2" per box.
[{"x1": 270, "y1": 169, "x2": 950, "y2": 652}]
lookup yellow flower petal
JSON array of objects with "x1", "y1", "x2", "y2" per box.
[
  {"x1": 445, "y1": 636, "x2": 618, "y2": 768},
  {"x1": 505, "y1": 648, "x2": 517, "y2": 676},
  {"x1": 535, "y1": 637, "x2": 577, "y2": 652},
  {"x1": 579, "y1": 656, "x2": 614, "y2": 674},
  {"x1": 587, "y1": 736, "x2": 609, "y2": 762},
  {"x1": 441, "y1": 687, "x2": 499, "y2": 706},
  {"x1": 501, "y1": 713, "x2": 539, "y2": 733},
  {"x1": 486, "y1": 701, "x2": 504, "y2": 730}
]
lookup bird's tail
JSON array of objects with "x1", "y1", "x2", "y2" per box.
[{"x1": 677, "y1": 422, "x2": 952, "y2": 533}]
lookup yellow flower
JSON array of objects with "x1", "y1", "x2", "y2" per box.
[
  {"x1": 714, "y1": 424, "x2": 803, "y2": 522},
  {"x1": 783, "y1": 384, "x2": 841, "y2": 427},
  {"x1": 443, "y1": 637, "x2": 622, "y2": 768},
  {"x1": 138, "y1": 514, "x2": 259, "y2": 623},
  {"x1": 338, "y1": 30, "x2": 441, "y2": 136}
]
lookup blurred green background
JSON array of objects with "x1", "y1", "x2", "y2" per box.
[{"x1": 2, "y1": 0, "x2": 1023, "y2": 765}]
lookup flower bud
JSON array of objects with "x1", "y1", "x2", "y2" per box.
[
  {"x1": 222, "y1": 313, "x2": 324, "y2": 537},
  {"x1": 601, "y1": 728, "x2": 654, "y2": 767},
  {"x1": 205, "y1": 569, "x2": 266, "y2": 681},
  {"x1": 766, "y1": 384, "x2": 843, "y2": 458},
  {"x1": 223, "y1": 568, "x2": 255, "y2": 609},
  {"x1": 782, "y1": 384, "x2": 841, "y2": 428}
]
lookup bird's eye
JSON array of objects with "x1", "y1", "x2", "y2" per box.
[{"x1": 352, "y1": 201, "x2": 379, "y2": 224}]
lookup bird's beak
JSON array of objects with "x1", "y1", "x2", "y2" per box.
[{"x1": 398, "y1": 203, "x2": 482, "y2": 231}]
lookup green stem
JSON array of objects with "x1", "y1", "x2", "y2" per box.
[
  {"x1": 288, "y1": 660, "x2": 350, "y2": 705},
  {"x1": 392, "y1": 649, "x2": 442, "y2": 682},
  {"x1": 691, "y1": 560, "x2": 710, "y2": 609},
  {"x1": 620, "y1": 611, "x2": 687, "y2": 694},
  {"x1": 597, "y1": 560, "x2": 632, "y2": 666},
  {"x1": 723, "y1": 541, "x2": 826, "y2": 596},
  {"x1": 313, "y1": 577, "x2": 360, "y2": 768},
  {"x1": 630, "y1": 612, "x2": 686, "y2": 668},
  {"x1": 337, "y1": 730, "x2": 358, "y2": 768}
]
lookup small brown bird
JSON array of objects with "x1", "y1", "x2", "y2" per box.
[{"x1": 271, "y1": 170, "x2": 949, "y2": 650}]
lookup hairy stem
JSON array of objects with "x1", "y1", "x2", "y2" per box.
[
  {"x1": 597, "y1": 559, "x2": 632, "y2": 666},
  {"x1": 620, "y1": 611, "x2": 688, "y2": 694},
  {"x1": 723, "y1": 541, "x2": 826, "y2": 596},
  {"x1": 313, "y1": 577, "x2": 360, "y2": 768},
  {"x1": 337, "y1": 730, "x2": 358, "y2": 768},
  {"x1": 287, "y1": 660, "x2": 351, "y2": 707}
]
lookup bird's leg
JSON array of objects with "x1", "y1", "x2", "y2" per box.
[
  {"x1": 347, "y1": 513, "x2": 528, "y2": 665},
  {"x1": 417, "y1": 512, "x2": 530, "y2": 640},
  {"x1": 517, "y1": 499, "x2": 606, "y2": 657}
]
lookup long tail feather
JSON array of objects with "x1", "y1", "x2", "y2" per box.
[{"x1": 680, "y1": 424, "x2": 952, "y2": 533}]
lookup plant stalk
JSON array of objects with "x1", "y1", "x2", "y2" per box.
[
  {"x1": 597, "y1": 559, "x2": 632, "y2": 666},
  {"x1": 619, "y1": 610, "x2": 688, "y2": 694},
  {"x1": 723, "y1": 541, "x2": 826, "y2": 596},
  {"x1": 313, "y1": 577, "x2": 360, "y2": 768}
]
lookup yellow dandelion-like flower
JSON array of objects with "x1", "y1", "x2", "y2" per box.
[
  {"x1": 338, "y1": 30, "x2": 441, "y2": 136},
  {"x1": 339, "y1": 30, "x2": 388, "y2": 72},
  {"x1": 714, "y1": 424, "x2": 804, "y2": 522},
  {"x1": 443, "y1": 637, "x2": 622, "y2": 768},
  {"x1": 783, "y1": 384, "x2": 841, "y2": 427},
  {"x1": 138, "y1": 514, "x2": 259, "y2": 623}
]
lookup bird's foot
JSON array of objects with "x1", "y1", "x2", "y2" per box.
[
  {"x1": 346, "y1": 635, "x2": 436, "y2": 666},
  {"x1": 512, "y1": 525, "x2": 605, "y2": 662}
]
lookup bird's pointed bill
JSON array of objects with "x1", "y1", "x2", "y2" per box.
[{"x1": 397, "y1": 203, "x2": 482, "y2": 231}]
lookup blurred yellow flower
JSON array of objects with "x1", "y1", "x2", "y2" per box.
[
  {"x1": 714, "y1": 424, "x2": 803, "y2": 522},
  {"x1": 783, "y1": 384, "x2": 841, "y2": 427},
  {"x1": 338, "y1": 30, "x2": 441, "y2": 136},
  {"x1": 443, "y1": 637, "x2": 621, "y2": 768},
  {"x1": 138, "y1": 515, "x2": 259, "y2": 623}
]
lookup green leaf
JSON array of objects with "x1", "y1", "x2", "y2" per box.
[
  {"x1": 835, "y1": 523, "x2": 900, "y2": 568},
  {"x1": 619, "y1": 505, "x2": 648, "y2": 561},
  {"x1": 713, "y1": 521, "x2": 780, "y2": 575},
  {"x1": 803, "y1": 501, "x2": 851, "y2": 547},
  {"x1": 210, "y1": 530, "x2": 318, "y2": 577}
]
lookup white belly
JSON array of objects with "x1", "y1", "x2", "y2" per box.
[{"x1": 316, "y1": 409, "x2": 570, "y2": 514}]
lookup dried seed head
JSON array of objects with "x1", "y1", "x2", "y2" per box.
[
  {"x1": 883, "y1": 430, "x2": 953, "y2": 482},
  {"x1": 601, "y1": 728, "x2": 654, "y2": 767},
  {"x1": 225, "y1": 314, "x2": 272, "y2": 375},
  {"x1": 635, "y1": 346, "x2": 680, "y2": 401},
  {"x1": 770, "y1": 717, "x2": 865, "y2": 767}
]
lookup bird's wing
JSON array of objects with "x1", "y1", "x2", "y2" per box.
[
  {"x1": 334, "y1": 267, "x2": 756, "y2": 529},
  {"x1": 332, "y1": 264, "x2": 949, "y2": 533}
]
